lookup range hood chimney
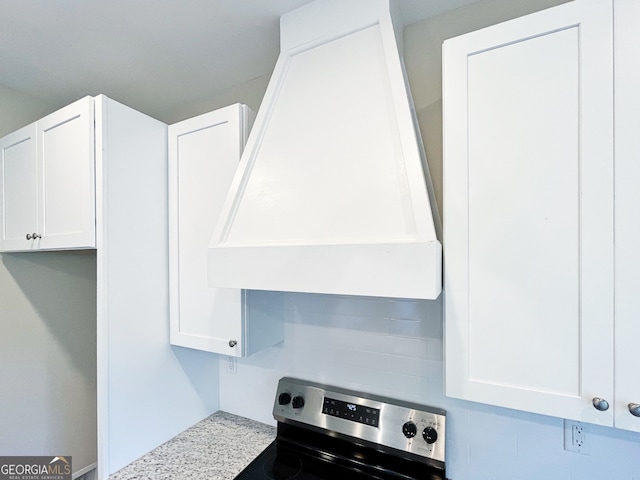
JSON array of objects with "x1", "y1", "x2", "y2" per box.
[{"x1": 208, "y1": 0, "x2": 442, "y2": 300}]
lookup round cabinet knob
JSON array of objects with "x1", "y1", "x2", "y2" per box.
[
  {"x1": 228, "y1": 340, "x2": 237, "y2": 348},
  {"x1": 628, "y1": 403, "x2": 640, "y2": 417},
  {"x1": 402, "y1": 421, "x2": 417, "y2": 438},
  {"x1": 592, "y1": 397, "x2": 610, "y2": 412},
  {"x1": 278, "y1": 392, "x2": 292, "y2": 406},
  {"x1": 291, "y1": 396, "x2": 305, "y2": 409},
  {"x1": 26, "y1": 233, "x2": 32, "y2": 240},
  {"x1": 422, "y1": 426, "x2": 438, "y2": 444}
]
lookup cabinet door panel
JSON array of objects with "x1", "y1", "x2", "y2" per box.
[
  {"x1": 444, "y1": 0, "x2": 614, "y2": 424},
  {"x1": 0, "y1": 124, "x2": 38, "y2": 251},
  {"x1": 169, "y1": 106, "x2": 245, "y2": 355},
  {"x1": 467, "y1": 27, "x2": 580, "y2": 396},
  {"x1": 37, "y1": 97, "x2": 95, "y2": 249},
  {"x1": 614, "y1": 0, "x2": 640, "y2": 433}
]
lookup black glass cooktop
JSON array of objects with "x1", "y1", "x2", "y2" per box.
[{"x1": 234, "y1": 424, "x2": 446, "y2": 480}]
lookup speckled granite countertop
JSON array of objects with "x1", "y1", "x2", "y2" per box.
[{"x1": 108, "y1": 411, "x2": 276, "y2": 480}]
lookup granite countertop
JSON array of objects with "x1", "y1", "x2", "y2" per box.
[{"x1": 108, "y1": 411, "x2": 276, "y2": 480}]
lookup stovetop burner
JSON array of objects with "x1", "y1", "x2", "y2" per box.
[
  {"x1": 262, "y1": 451, "x2": 302, "y2": 480},
  {"x1": 234, "y1": 378, "x2": 447, "y2": 480}
]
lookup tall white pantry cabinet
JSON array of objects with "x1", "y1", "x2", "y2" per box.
[
  {"x1": 0, "y1": 95, "x2": 221, "y2": 479},
  {"x1": 444, "y1": 0, "x2": 640, "y2": 432}
]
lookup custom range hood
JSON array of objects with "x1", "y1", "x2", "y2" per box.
[{"x1": 208, "y1": 0, "x2": 442, "y2": 300}]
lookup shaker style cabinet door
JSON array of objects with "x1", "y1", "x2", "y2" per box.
[
  {"x1": 169, "y1": 104, "x2": 283, "y2": 357},
  {"x1": 0, "y1": 124, "x2": 38, "y2": 250},
  {"x1": 444, "y1": 0, "x2": 614, "y2": 425},
  {"x1": 36, "y1": 96, "x2": 96, "y2": 250},
  {"x1": 168, "y1": 106, "x2": 246, "y2": 355}
]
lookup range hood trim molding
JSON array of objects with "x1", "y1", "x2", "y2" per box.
[{"x1": 208, "y1": 241, "x2": 442, "y2": 300}]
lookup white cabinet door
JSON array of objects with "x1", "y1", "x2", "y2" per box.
[
  {"x1": 444, "y1": 0, "x2": 614, "y2": 425},
  {"x1": 614, "y1": 0, "x2": 640, "y2": 433},
  {"x1": 37, "y1": 96, "x2": 95, "y2": 249},
  {"x1": 0, "y1": 124, "x2": 38, "y2": 250},
  {"x1": 169, "y1": 104, "x2": 284, "y2": 357}
]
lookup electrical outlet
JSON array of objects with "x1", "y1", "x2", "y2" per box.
[
  {"x1": 564, "y1": 420, "x2": 590, "y2": 454},
  {"x1": 226, "y1": 356, "x2": 237, "y2": 375}
]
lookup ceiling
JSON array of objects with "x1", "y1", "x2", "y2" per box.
[{"x1": 1, "y1": 0, "x2": 480, "y2": 121}]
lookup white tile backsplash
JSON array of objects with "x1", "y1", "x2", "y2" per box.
[{"x1": 218, "y1": 292, "x2": 640, "y2": 480}]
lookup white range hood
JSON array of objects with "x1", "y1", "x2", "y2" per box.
[{"x1": 208, "y1": 0, "x2": 442, "y2": 300}]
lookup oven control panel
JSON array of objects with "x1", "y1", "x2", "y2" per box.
[{"x1": 272, "y1": 377, "x2": 446, "y2": 466}]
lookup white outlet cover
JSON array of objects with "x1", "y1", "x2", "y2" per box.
[{"x1": 563, "y1": 419, "x2": 591, "y2": 455}]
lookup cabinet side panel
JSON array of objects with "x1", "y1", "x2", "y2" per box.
[
  {"x1": 244, "y1": 290, "x2": 284, "y2": 356},
  {"x1": 466, "y1": 27, "x2": 580, "y2": 394},
  {"x1": 96, "y1": 96, "x2": 219, "y2": 476}
]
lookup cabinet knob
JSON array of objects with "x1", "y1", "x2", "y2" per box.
[
  {"x1": 228, "y1": 340, "x2": 237, "y2": 348},
  {"x1": 26, "y1": 233, "x2": 32, "y2": 240},
  {"x1": 592, "y1": 397, "x2": 610, "y2": 411},
  {"x1": 628, "y1": 403, "x2": 640, "y2": 417}
]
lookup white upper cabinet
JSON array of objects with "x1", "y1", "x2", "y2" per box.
[
  {"x1": 444, "y1": 0, "x2": 616, "y2": 426},
  {"x1": 0, "y1": 96, "x2": 95, "y2": 251},
  {"x1": 168, "y1": 105, "x2": 284, "y2": 357},
  {"x1": 613, "y1": 0, "x2": 640, "y2": 432}
]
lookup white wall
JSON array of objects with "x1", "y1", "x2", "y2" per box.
[
  {"x1": 159, "y1": 75, "x2": 271, "y2": 125},
  {"x1": 0, "y1": 252, "x2": 97, "y2": 474},
  {"x1": 218, "y1": 1, "x2": 640, "y2": 480},
  {"x1": 0, "y1": 83, "x2": 55, "y2": 137},
  {"x1": 219, "y1": 293, "x2": 444, "y2": 424}
]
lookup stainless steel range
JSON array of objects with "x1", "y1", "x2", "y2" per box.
[{"x1": 234, "y1": 377, "x2": 446, "y2": 480}]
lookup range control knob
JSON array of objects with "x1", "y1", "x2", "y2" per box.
[
  {"x1": 422, "y1": 426, "x2": 438, "y2": 444},
  {"x1": 291, "y1": 395, "x2": 305, "y2": 409},
  {"x1": 278, "y1": 392, "x2": 292, "y2": 406},
  {"x1": 402, "y1": 421, "x2": 417, "y2": 438}
]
